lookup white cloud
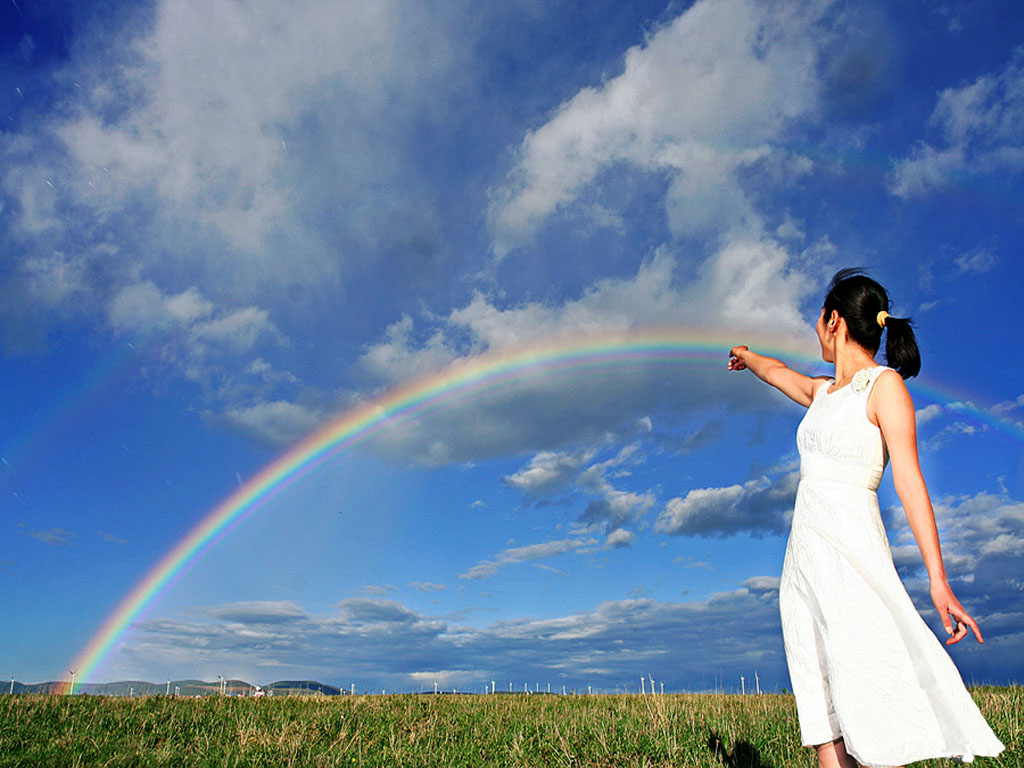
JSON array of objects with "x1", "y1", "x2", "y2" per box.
[
  {"x1": 459, "y1": 537, "x2": 596, "y2": 580},
  {"x1": 503, "y1": 449, "x2": 595, "y2": 498},
  {"x1": 604, "y1": 528, "x2": 635, "y2": 549},
  {"x1": 109, "y1": 586, "x2": 795, "y2": 691},
  {"x1": 655, "y1": 472, "x2": 799, "y2": 537},
  {"x1": 489, "y1": 0, "x2": 829, "y2": 253},
  {"x1": 915, "y1": 403, "x2": 944, "y2": 425},
  {"x1": 218, "y1": 400, "x2": 325, "y2": 447},
  {"x1": 955, "y1": 247, "x2": 997, "y2": 274},
  {"x1": 409, "y1": 581, "x2": 447, "y2": 593},
  {"x1": 890, "y1": 50, "x2": 1024, "y2": 197},
  {"x1": 357, "y1": 247, "x2": 813, "y2": 465}
]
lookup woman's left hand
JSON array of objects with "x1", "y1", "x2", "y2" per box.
[{"x1": 930, "y1": 579, "x2": 983, "y2": 645}]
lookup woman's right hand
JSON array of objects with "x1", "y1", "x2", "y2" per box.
[{"x1": 728, "y1": 345, "x2": 749, "y2": 371}]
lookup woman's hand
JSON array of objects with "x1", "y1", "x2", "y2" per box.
[
  {"x1": 930, "y1": 578, "x2": 984, "y2": 645},
  {"x1": 728, "y1": 345, "x2": 749, "y2": 371}
]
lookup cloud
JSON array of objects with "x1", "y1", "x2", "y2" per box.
[
  {"x1": 98, "y1": 531, "x2": 128, "y2": 545},
  {"x1": 503, "y1": 449, "x2": 595, "y2": 498},
  {"x1": 358, "y1": 248, "x2": 813, "y2": 466},
  {"x1": 604, "y1": 528, "x2": 635, "y2": 549},
  {"x1": 955, "y1": 248, "x2": 998, "y2": 274},
  {"x1": 20, "y1": 526, "x2": 77, "y2": 545},
  {"x1": 575, "y1": 444, "x2": 655, "y2": 539},
  {"x1": 921, "y1": 422, "x2": 979, "y2": 452},
  {"x1": 459, "y1": 537, "x2": 596, "y2": 581},
  {"x1": 204, "y1": 601, "x2": 307, "y2": 625},
  {"x1": 216, "y1": 400, "x2": 324, "y2": 447},
  {"x1": 488, "y1": 0, "x2": 829, "y2": 253},
  {"x1": 361, "y1": 585, "x2": 398, "y2": 597},
  {"x1": 0, "y1": 0, "x2": 465, "y2": 421},
  {"x1": 108, "y1": 582, "x2": 796, "y2": 692},
  {"x1": 915, "y1": 403, "x2": 944, "y2": 425},
  {"x1": 409, "y1": 581, "x2": 447, "y2": 593},
  {"x1": 883, "y1": 489, "x2": 1024, "y2": 676},
  {"x1": 655, "y1": 472, "x2": 799, "y2": 537},
  {"x1": 889, "y1": 49, "x2": 1024, "y2": 197}
]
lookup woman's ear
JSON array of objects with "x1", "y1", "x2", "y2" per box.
[{"x1": 826, "y1": 310, "x2": 839, "y2": 333}]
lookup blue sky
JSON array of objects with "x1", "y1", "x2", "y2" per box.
[{"x1": 2, "y1": 0, "x2": 1023, "y2": 693}]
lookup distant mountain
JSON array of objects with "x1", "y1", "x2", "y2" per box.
[{"x1": 5, "y1": 678, "x2": 347, "y2": 697}]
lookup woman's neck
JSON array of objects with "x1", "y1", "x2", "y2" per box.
[{"x1": 831, "y1": 337, "x2": 878, "y2": 387}]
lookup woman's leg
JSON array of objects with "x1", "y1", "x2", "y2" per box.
[
  {"x1": 815, "y1": 738, "x2": 857, "y2": 768},
  {"x1": 814, "y1": 737, "x2": 905, "y2": 768}
]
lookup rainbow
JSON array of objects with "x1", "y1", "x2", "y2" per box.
[{"x1": 58, "y1": 328, "x2": 1024, "y2": 692}]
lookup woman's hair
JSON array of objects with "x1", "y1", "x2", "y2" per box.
[{"x1": 823, "y1": 268, "x2": 921, "y2": 379}]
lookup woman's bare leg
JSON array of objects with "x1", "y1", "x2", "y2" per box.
[
  {"x1": 815, "y1": 737, "x2": 905, "y2": 768},
  {"x1": 814, "y1": 737, "x2": 869, "y2": 768}
]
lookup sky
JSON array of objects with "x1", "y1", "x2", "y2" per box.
[{"x1": 1, "y1": 0, "x2": 1023, "y2": 694}]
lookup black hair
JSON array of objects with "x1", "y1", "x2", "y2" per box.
[{"x1": 823, "y1": 268, "x2": 921, "y2": 379}]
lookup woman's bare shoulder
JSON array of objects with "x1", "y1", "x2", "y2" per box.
[{"x1": 867, "y1": 368, "x2": 913, "y2": 424}]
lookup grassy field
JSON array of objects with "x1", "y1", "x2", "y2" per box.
[{"x1": 0, "y1": 687, "x2": 1018, "y2": 767}]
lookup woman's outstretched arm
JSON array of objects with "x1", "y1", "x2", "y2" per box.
[
  {"x1": 870, "y1": 370, "x2": 983, "y2": 645},
  {"x1": 728, "y1": 345, "x2": 823, "y2": 407}
]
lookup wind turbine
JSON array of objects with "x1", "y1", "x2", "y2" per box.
[{"x1": 68, "y1": 669, "x2": 77, "y2": 696}]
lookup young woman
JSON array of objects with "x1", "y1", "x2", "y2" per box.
[{"x1": 728, "y1": 269, "x2": 1004, "y2": 768}]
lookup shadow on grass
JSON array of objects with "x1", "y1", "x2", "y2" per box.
[{"x1": 707, "y1": 731, "x2": 774, "y2": 768}]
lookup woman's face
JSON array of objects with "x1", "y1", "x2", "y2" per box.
[{"x1": 816, "y1": 308, "x2": 835, "y2": 363}]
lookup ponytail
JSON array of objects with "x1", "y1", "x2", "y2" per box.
[
  {"x1": 882, "y1": 315, "x2": 921, "y2": 379},
  {"x1": 823, "y1": 268, "x2": 921, "y2": 379}
]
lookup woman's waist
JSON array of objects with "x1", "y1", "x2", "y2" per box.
[{"x1": 799, "y1": 453, "x2": 883, "y2": 491}]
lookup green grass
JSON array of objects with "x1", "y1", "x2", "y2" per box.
[{"x1": 0, "y1": 687, "x2": 1018, "y2": 767}]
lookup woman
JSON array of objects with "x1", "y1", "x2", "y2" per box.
[{"x1": 728, "y1": 269, "x2": 1004, "y2": 768}]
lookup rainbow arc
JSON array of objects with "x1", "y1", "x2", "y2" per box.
[{"x1": 58, "y1": 328, "x2": 1023, "y2": 691}]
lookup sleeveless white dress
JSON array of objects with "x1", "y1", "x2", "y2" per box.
[{"x1": 779, "y1": 365, "x2": 1005, "y2": 767}]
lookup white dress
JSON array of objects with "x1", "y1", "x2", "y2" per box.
[{"x1": 779, "y1": 365, "x2": 1005, "y2": 767}]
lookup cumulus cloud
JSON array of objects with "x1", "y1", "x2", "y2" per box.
[
  {"x1": 501, "y1": 442, "x2": 655, "y2": 547},
  {"x1": 915, "y1": 403, "x2": 944, "y2": 425},
  {"x1": 217, "y1": 400, "x2": 324, "y2": 447},
  {"x1": 0, "y1": 0, "x2": 464, "y2": 431},
  {"x1": 358, "y1": 249, "x2": 813, "y2": 465},
  {"x1": 576, "y1": 444, "x2": 656, "y2": 539},
  {"x1": 503, "y1": 448, "x2": 595, "y2": 498},
  {"x1": 108, "y1": 584, "x2": 796, "y2": 692},
  {"x1": 489, "y1": 0, "x2": 829, "y2": 252},
  {"x1": 883, "y1": 490, "x2": 1024, "y2": 675},
  {"x1": 655, "y1": 472, "x2": 799, "y2": 537},
  {"x1": 890, "y1": 49, "x2": 1024, "y2": 197},
  {"x1": 459, "y1": 537, "x2": 596, "y2": 580}
]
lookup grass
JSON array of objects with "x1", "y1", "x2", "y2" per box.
[{"x1": 0, "y1": 687, "x2": 1018, "y2": 767}]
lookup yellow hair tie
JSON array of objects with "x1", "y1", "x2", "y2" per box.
[{"x1": 876, "y1": 311, "x2": 890, "y2": 329}]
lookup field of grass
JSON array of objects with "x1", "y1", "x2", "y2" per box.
[{"x1": 0, "y1": 687, "x2": 1019, "y2": 767}]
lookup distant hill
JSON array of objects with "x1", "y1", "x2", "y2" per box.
[{"x1": 6, "y1": 679, "x2": 347, "y2": 697}]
